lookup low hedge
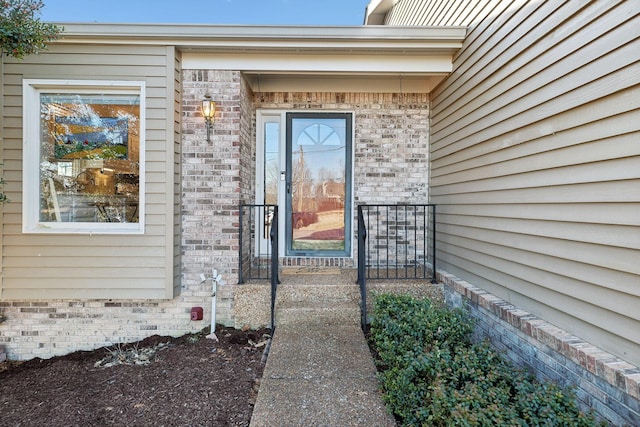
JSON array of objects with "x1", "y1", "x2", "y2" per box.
[{"x1": 369, "y1": 294, "x2": 601, "y2": 426}]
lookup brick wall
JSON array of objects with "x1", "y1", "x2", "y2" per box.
[
  {"x1": 255, "y1": 92, "x2": 429, "y2": 204},
  {"x1": 439, "y1": 270, "x2": 640, "y2": 426},
  {"x1": 0, "y1": 299, "x2": 205, "y2": 360},
  {"x1": 181, "y1": 87, "x2": 433, "y2": 322},
  {"x1": 181, "y1": 69, "x2": 249, "y2": 326},
  {"x1": 255, "y1": 92, "x2": 430, "y2": 267},
  {"x1": 240, "y1": 76, "x2": 255, "y2": 204}
]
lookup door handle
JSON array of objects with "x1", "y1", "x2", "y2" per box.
[{"x1": 286, "y1": 182, "x2": 291, "y2": 194}]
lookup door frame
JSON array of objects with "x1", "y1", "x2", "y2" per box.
[
  {"x1": 255, "y1": 109, "x2": 355, "y2": 259},
  {"x1": 285, "y1": 112, "x2": 353, "y2": 257}
]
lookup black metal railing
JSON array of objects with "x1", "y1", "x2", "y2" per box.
[
  {"x1": 357, "y1": 204, "x2": 436, "y2": 329},
  {"x1": 238, "y1": 204, "x2": 278, "y2": 283},
  {"x1": 238, "y1": 204, "x2": 280, "y2": 330},
  {"x1": 269, "y1": 207, "x2": 279, "y2": 331},
  {"x1": 357, "y1": 206, "x2": 368, "y2": 330}
]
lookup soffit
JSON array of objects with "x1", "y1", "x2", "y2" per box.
[{"x1": 243, "y1": 73, "x2": 447, "y2": 94}]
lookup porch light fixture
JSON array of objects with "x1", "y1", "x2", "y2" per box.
[{"x1": 201, "y1": 95, "x2": 216, "y2": 142}]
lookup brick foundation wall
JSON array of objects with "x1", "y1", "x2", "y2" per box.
[
  {"x1": 439, "y1": 270, "x2": 640, "y2": 426},
  {"x1": 0, "y1": 299, "x2": 205, "y2": 360},
  {"x1": 280, "y1": 256, "x2": 354, "y2": 268}
]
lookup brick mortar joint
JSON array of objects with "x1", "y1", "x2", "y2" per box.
[{"x1": 436, "y1": 270, "x2": 640, "y2": 398}]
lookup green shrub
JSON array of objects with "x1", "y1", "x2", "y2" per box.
[
  {"x1": 370, "y1": 293, "x2": 473, "y2": 370},
  {"x1": 369, "y1": 293, "x2": 601, "y2": 427}
]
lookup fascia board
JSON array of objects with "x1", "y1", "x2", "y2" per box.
[
  {"x1": 182, "y1": 51, "x2": 454, "y2": 74},
  {"x1": 52, "y1": 23, "x2": 466, "y2": 53}
]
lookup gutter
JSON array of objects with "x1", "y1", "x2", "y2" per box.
[{"x1": 49, "y1": 23, "x2": 466, "y2": 54}]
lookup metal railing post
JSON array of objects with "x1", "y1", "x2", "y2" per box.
[
  {"x1": 431, "y1": 204, "x2": 437, "y2": 284},
  {"x1": 270, "y1": 206, "x2": 279, "y2": 331},
  {"x1": 238, "y1": 203, "x2": 245, "y2": 284},
  {"x1": 357, "y1": 205, "x2": 367, "y2": 331}
]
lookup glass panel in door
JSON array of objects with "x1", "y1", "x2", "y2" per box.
[
  {"x1": 257, "y1": 119, "x2": 281, "y2": 256},
  {"x1": 286, "y1": 113, "x2": 352, "y2": 256}
]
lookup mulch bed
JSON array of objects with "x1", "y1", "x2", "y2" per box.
[{"x1": 0, "y1": 326, "x2": 270, "y2": 426}]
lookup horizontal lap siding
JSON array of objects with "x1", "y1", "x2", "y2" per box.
[
  {"x1": 384, "y1": 0, "x2": 501, "y2": 26},
  {"x1": 1, "y1": 44, "x2": 176, "y2": 299},
  {"x1": 429, "y1": 1, "x2": 640, "y2": 365},
  {"x1": 171, "y1": 51, "x2": 182, "y2": 297}
]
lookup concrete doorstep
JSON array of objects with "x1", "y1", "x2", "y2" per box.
[{"x1": 249, "y1": 276, "x2": 395, "y2": 427}]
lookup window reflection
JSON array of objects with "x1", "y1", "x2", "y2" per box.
[
  {"x1": 39, "y1": 94, "x2": 140, "y2": 223},
  {"x1": 290, "y1": 118, "x2": 347, "y2": 252}
]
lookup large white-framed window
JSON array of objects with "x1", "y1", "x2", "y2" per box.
[{"x1": 22, "y1": 80, "x2": 145, "y2": 234}]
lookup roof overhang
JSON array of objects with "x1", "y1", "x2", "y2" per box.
[{"x1": 53, "y1": 23, "x2": 466, "y2": 93}]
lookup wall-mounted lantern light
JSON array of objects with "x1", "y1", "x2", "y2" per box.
[{"x1": 201, "y1": 95, "x2": 216, "y2": 142}]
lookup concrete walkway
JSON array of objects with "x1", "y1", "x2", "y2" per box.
[{"x1": 249, "y1": 270, "x2": 396, "y2": 427}]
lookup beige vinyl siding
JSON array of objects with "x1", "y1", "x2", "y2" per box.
[
  {"x1": 170, "y1": 49, "x2": 182, "y2": 297},
  {"x1": 384, "y1": 0, "x2": 500, "y2": 26},
  {"x1": 425, "y1": 0, "x2": 640, "y2": 366},
  {"x1": 1, "y1": 44, "x2": 179, "y2": 300}
]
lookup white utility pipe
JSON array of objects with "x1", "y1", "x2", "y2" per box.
[
  {"x1": 210, "y1": 278, "x2": 217, "y2": 339},
  {"x1": 207, "y1": 269, "x2": 223, "y2": 341}
]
